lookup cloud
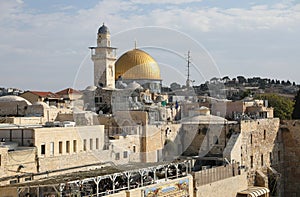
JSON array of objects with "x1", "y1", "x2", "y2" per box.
[
  {"x1": 16, "y1": 0, "x2": 24, "y2": 4},
  {"x1": 130, "y1": 0, "x2": 202, "y2": 5},
  {"x1": 0, "y1": 0, "x2": 300, "y2": 90}
]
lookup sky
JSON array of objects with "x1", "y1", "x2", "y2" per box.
[{"x1": 0, "y1": 0, "x2": 299, "y2": 91}]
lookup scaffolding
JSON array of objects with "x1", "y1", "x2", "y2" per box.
[{"x1": 15, "y1": 160, "x2": 191, "y2": 197}]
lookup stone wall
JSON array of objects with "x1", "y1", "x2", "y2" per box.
[
  {"x1": 194, "y1": 172, "x2": 248, "y2": 197},
  {"x1": 239, "y1": 118, "x2": 280, "y2": 174},
  {"x1": 0, "y1": 147, "x2": 37, "y2": 185},
  {"x1": 143, "y1": 123, "x2": 182, "y2": 162},
  {"x1": 3, "y1": 117, "x2": 42, "y2": 125},
  {"x1": 34, "y1": 125, "x2": 106, "y2": 172},
  {"x1": 0, "y1": 100, "x2": 29, "y2": 117},
  {"x1": 276, "y1": 120, "x2": 300, "y2": 197},
  {"x1": 182, "y1": 123, "x2": 239, "y2": 157}
]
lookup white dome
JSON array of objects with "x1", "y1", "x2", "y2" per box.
[
  {"x1": 0, "y1": 95, "x2": 31, "y2": 105},
  {"x1": 50, "y1": 105, "x2": 57, "y2": 109},
  {"x1": 85, "y1": 86, "x2": 97, "y2": 91}
]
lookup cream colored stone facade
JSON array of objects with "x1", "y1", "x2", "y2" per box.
[{"x1": 0, "y1": 147, "x2": 37, "y2": 185}]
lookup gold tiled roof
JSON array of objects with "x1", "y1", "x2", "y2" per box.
[{"x1": 115, "y1": 49, "x2": 161, "y2": 80}]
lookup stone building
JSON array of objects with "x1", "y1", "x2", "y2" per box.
[
  {"x1": 211, "y1": 98, "x2": 274, "y2": 120},
  {"x1": 88, "y1": 24, "x2": 164, "y2": 114},
  {"x1": 20, "y1": 91, "x2": 64, "y2": 108},
  {"x1": 0, "y1": 125, "x2": 112, "y2": 186},
  {"x1": 0, "y1": 95, "x2": 72, "y2": 125},
  {"x1": 0, "y1": 96, "x2": 31, "y2": 117}
]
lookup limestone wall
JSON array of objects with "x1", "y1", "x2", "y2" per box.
[
  {"x1": 278, "y1": 120, "x2": 300, "y2": 196},
  {"x1": 239, "y1": 118, "x2": 280, "y2": 173},
  {"x1": 4, "y1": 117, "x2": 42, "y2": 125},
  {"x1": 34, "y1": 125, "x2": 106, "y2": 171},
  {"x1": 143, "y1": 124, "x2": 182, "y2": 162},
  {"x1": 194, "y1": 173, "x2": 248, "y2": 197},
  {"x1": 0, "y1": 147, "x2": 37, "y2": 185},
  {"x1": 0, "y1": 100, "x2": 29, "y2": 116}
]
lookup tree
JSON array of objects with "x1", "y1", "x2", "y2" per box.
[
  {"x1": 237, "y1": 76, "x2": 247, "y2": 84},
  {"x1": 292, "y1": 90, "x2": 300, "y2": 119},
  {"x1": 255, "y1": 94, "x2": 294, "y2": 120},
  {"x1": 170, "y1": 82, "x2": 181, "y2": 90}
]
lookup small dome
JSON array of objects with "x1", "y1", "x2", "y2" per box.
[
  {"x1": 98, "y1": 23, "x2": 110, "y2": 34},
  {"x1": 115, "y1": 49, "x2": 161, "y2": 81},
  {"x1": 115, "y1": 81, "x2": 128, "y2": 89},
  {"x1": 85, "y1": 85, "x2": 97, "y2": 91},
  {"x1": 33, "y1": 102, "x2": 50, "y2": 109},
  {"x1": 50, "y1": 105, "x2": 57, "y2": 109},
  {"x1": 0, "y1": 95, "x2": 31, "y2": 105}
]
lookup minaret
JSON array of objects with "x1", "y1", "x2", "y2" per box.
[{"x1": 89, "y1": 23, "x2": 117, "y2": 88}]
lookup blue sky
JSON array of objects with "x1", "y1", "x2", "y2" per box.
[{"x1": 0, "y1": 0, "x2": 299, "y2": 91}]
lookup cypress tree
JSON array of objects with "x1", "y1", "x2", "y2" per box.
[{"x1": 292, "y1": 89, "x2": 300, "y2": 119}]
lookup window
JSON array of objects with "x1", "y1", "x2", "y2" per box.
[
  {"x1": 96, "y1": 138, "x2": 99, "y2": 150},
  {"x1": 278, "y1": 151, "x2": 281, "y2": 162},
  {"x1": 10, "y1": 180, "x2": 18, "y2": 184},
  {"x1": 123, "y1": 151, "x2": 128, "y2": 158},
  {"x1": 264, "y1": 130, "x2": 266, "y2": 140},
  {"x1": 115, "y1": 153, "x2": 120, "y2": 160},
  {"x1": 50, "y1": 142, "x2": 54, "y2": 156},
  {"x1": 250, "y1": 134, "x2": 253, "y2": 144},
  {"x1": 270, "y1": 152, "x2": 272, "y2": 163},
  {"x1": 66, "y1": 141, "x2": 70, "y2": 153},
  {"x1": 95, "y1": 97, "x2": 103, "y2": 103},
  {"x1": 41, "y1": 144, "x2": 45, "y2": 155},
  {"x1": 83, "y1": 139, "x2": 87, "y2": 151},
  {"x1": 261, "y1": 154, "x2": 264, "y2": 166},
  {"x1": 59, "y1": 141, "x2": 63, "y2": 154},
  {"x1": 73, "y1": 140, "x2": 77, "y2": 153},
  {"x1": 25, "y1": 177, "x2": 31, "y2": 181},
  {"x1": 90, "y1": 139, "x2": 93, "y2": 150},
  {"x1": 0, "y1": 154, "x2": 1, "y2": 166},
  {"x1": 250, "y1": 156, "x2": 253, "y2": 168},
  {"x1": 133, "y1": 145, "x2": 136, "y2": 153}
]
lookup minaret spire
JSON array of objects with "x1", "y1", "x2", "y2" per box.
[{"x1": 134, "y1": 40, "x2": 137, "y2": 49}]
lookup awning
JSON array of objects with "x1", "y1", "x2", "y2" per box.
[{"x1": 238, "y1": 187, "x2": 270, "y2": 197}]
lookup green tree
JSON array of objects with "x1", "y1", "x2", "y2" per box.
[
  {"x1": 255, "y1": 94, "x2": 294, "y2": 120},
  {"x1": 292, "y1": 90, "x2": 300, "y2": 119}
]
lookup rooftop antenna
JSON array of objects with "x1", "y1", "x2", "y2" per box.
[{"x1": 186, "y1": 50, "x2": 193, "y2": 88}]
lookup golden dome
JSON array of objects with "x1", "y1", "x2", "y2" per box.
[{"x1": 115, "y1": 49, "x2": 161, "y2": 80}]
